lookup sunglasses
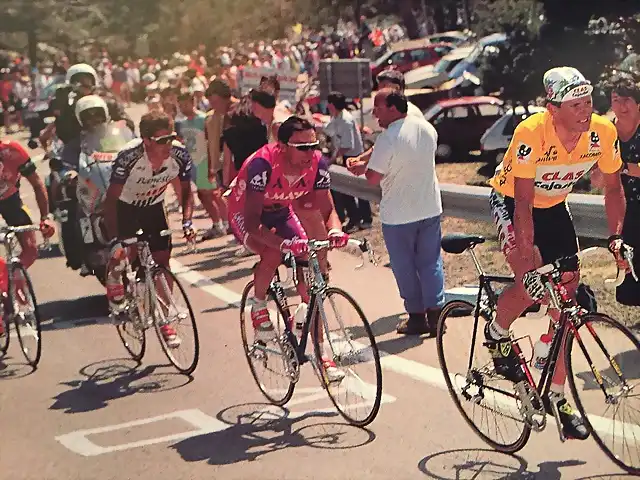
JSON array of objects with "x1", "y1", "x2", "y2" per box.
[
  {"x1": 150, "y1": 133, "x2": 177, "y2": 145},
  {"x1": 288, "y1": 141, "x2": 319, "y2": 152}
]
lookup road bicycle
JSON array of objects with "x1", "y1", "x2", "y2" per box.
[
  {"x1": 239, "y1": 238, "x2": 383, "y2": 427},
  {"x1": 0, "y1": 225, "x2": 50, "y2": 368},
  {"x1": 436, "y1": 233, "x2": 640, "y2": 474},
  {"x1": 110, "y1": 229, "x2": 199, "y2": 375}
]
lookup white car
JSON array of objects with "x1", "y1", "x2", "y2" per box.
[{"x1": 480, "y1": 105, "x2": 546, "y2": 164}]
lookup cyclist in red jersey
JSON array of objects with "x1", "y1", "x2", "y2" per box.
[
  {"x1": 226, "y1": 116, "x2": 348, "y2": 380},
  {"x1": 0, "y1": 140, "x2": 55, "y2": 336}
]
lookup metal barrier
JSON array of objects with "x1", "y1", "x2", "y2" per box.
[{"x1": 329, "y1": 165, "x2": 609, "y2": 240}]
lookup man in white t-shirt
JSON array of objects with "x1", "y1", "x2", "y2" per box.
[{"x1": 348, "y1": 89, "x2": 444, "y2": 335}]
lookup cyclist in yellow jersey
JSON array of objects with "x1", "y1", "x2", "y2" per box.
[{"x1": 486, "y1": 67, "x2": 627, "y2": 440}]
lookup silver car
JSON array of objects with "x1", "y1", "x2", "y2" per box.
[{"x1": 480, "y1": 105, "x2": 546, "y2": 164}]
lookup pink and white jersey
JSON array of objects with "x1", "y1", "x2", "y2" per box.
[{"x1": 226, "y1": 143, "x2": 330, "y2": 212}]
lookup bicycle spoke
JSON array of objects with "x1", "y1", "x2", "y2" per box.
[
  {"x1": 566, "y1": 313, "x2": 640, "y2": 474},
  {"x1": 437, "y1": 301, "x2": 531, "y2": 453}
]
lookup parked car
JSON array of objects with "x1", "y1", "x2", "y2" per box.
[
  {"x1": 423, "y1": 96, "x2": 505, "y2": 161},
  {"x1": 404, "y1": 33, "x2": 507, "y2": 90},
  {"x1": 480, "y1": 105, "x2": 546, "y2": 165},
  {"x1": 370, "y1": 40, "x2": 454, "y2": 84},
  {"x1": 425, "y1": 30, "x2": 471, "y2": 46}
]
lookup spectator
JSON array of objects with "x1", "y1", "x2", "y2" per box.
[
  {"x1": 324, "y1": 91, "x2": 372, "y2": 231},
  {"x1": 348, "y1": 89, "x2": 445, "y2": 335},
  {"x1": 376, "y1": 70, "x2": 424, "y2": 118}
]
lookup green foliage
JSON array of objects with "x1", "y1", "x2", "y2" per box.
[{"x1": 472, "y1": 0, "x2": 543, "y2": 37}]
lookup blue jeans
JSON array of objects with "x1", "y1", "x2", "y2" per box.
[{"x1": 382, "y1": 215, "x2": 445, "y2": 313}]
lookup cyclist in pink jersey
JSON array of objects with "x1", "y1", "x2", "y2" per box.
[{"x1": 226, "y1": 116, "x2": 348, "y2": 380}]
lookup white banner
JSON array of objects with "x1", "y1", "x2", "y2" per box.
[{"x1": 238, "y1": 67, "x2": 300, "y2": 103}]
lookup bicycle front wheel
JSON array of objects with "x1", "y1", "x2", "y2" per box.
[
  {"x1": 11, "y1": 263, "x2": 42, "y2": 368},
  {"x1": 437, "y1": 300, "x2": 531, "y2": 453},
  {"x1": 0, "y1": 296, "x2": 9, "y2": 355},
  {"x1": 239, "y1": 280, "x2": 296, "y2": 406},
  {"x1": 565, "y1": 313, "x2": 640, "y2": 474},
  {"x1": 313, "y1": 287, "x2": 383, "y2": 427},
  {"x1": 151, "y1": 266, "x2": 199, "y2": 376}
]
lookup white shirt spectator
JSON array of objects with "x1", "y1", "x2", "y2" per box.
[
  {"x1": 368, "y1": 114, "x2": 442, "y2": 225},
  {"x1": 325, "y1": 109, "x2": 365, "y2": 158},
  {"x1": 407, "y1": 101, "x2": 423, "y2": 119}
]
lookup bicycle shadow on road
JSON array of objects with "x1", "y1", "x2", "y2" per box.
[
  {"x1": 50, "y1": 358, "x2": 192, "y2": 414},
  {"x1": 171, "y1": 402, "x2": 376, "y2": 465},
  {"x1": 0, "y1": 354, "x2": 34, "y2": 379},
  {"x1": 418, "y1": 448, "x2": 587, "y2": 479}
]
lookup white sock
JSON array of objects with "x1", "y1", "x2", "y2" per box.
[
  {"x1": 488, "y1": 321, "x2": 510, "y2": 340},
  {"x1": 549, "y1": 384, "x2": 565, "y2": 398}
]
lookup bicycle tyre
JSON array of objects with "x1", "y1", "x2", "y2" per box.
[
  {"x1": 11, "y1": 263, "x2": 42, "y2": 368},
  {"x1": 239, "y1": 280, "x2": 295, "y2": 406},
  {"x1": 151, "y1": 266, "x2": 199, "y2": 376},
  {"x1": 313, "y1": 287, "x2": 383, "y2": 427},
  {"x1": 437, "y1": 300, "x2": 531, "y2": 453},
  {"x1": 565, "y1": 313, "x2": 640, "y2": 475},
  {"x1": 0, "y1": 296, "x2": 9, "y2": 355},
  {"x1": 116, "y1": 318, "x2": 146, "y2": 362}
]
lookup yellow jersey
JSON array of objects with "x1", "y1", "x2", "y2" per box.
[{"x1": 489, "y1": 111, "x2": 621, "y2": 208}]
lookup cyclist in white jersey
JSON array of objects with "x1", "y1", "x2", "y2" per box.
[{"x1": 104, "y1": 110, "x2": 195, "y2": 348}]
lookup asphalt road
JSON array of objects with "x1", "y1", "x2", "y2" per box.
[{"x1": 0, "y1": 106, "x2": 636, "y2": 480}]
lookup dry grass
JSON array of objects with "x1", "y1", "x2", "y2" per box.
[{"x1": 356, "y1": 161, "x2": 639, "y2": 329}]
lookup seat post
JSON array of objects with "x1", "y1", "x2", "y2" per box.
[{"x1": 468, "y1": 247, "x2": 484, "y2": 276}]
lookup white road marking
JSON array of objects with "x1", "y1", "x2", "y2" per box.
[
  {"x1": 55, "y1": 409, "x2": 227, "y2": 456},
  {"x1": 170, "y1": 257, "x2": 640, "y2": 444}
]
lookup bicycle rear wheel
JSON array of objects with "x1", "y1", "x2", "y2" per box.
[
  {"x1": 239, "y1": 280, "x2": 296, "y2": 406},
  {"x1": 11, "y1": 263, "x2": 42, "y2": 368},
  {"x1": 0, "y1": 296, "x2": 9, "y2": 355},
  {"x1": 313, "y1": 287, "x2": 382, "y2": 427},
  {"x1": 437, "y1": 300, "x2": 531, "y2": 453},
  {"x1": 565, "y1": 313, "x2": 640, "y2": 474},
  {"x1": 151, "y1": 266, "x2": 199, "y2": 376}
]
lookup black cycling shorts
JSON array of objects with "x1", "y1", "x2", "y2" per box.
[
  {"x1": 0, "y1": 192, "x2": 32, "y2": 227},
  {"x1": 116, "y1": 200, "x2": 171, "y2": 253},
  {"x1": 489, "y1": 190, "x2": 578, "y2": 265}
]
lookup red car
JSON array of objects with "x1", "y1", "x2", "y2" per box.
[
  {"x1": 371, "y1": 40, "x2": 454, "y2": 83},
  {"x1": 423, "y1": 96, "x2": 506, "y2": 161}
]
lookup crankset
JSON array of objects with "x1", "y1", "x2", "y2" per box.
[{"x1": 514, "y1": 380, "x2": 547, "y2": 432}]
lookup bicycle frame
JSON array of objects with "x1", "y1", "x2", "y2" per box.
[
  {"x1": 267, "y1": 247, "x2": 329, "y2": 367},
  {"x1": 465, "y1": 245, "x2": 630, "y2": 440}
]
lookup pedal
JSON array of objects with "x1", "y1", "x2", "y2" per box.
[
  {"x1": 549, "y1": 398, "x2": 567, "y2": 442},
  {"x1": 514, "y1": 380, "x2": 546, "y2": 432}
]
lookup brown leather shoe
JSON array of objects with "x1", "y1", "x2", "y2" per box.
[{"x1": 396, "y1": 313, "x2": 431, "y2": 335}]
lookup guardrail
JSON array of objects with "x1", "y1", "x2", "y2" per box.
[{"x1": 329, "y1": 165, "x2": 610, "y2": 240}]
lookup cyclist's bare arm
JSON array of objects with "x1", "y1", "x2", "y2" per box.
[
  {"x1": 513, "y1": 177, "x2": 536, "y2": 272},
  {"x1": 316, "y1": 189, "x2": 343, "y2": 230},
  {"x1": 243, "y1": 191, "x2": 286, "y2": 251},
  {"x1": 222, "y1": 144, "x2": 234, "y2": 187},
  {"x1": 602, "y1": 170, "x2": 625, "y2": 235},
  {"x1": 25, "y1": 171, "x2": 51, "y2": 221},
  {"x1": 104, "y1": 183, "x2": 124, "y2": 240},
  {"x1": 180, "y1": 179, "x2": 194, "y2": 224}
]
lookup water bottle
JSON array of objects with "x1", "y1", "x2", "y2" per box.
[
  {"x1": 293, "y1": 302, "x2": 308, "y2": 339},
  {"x1": 533, "y1": 333, "x2": 553, "y2": 370}
]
